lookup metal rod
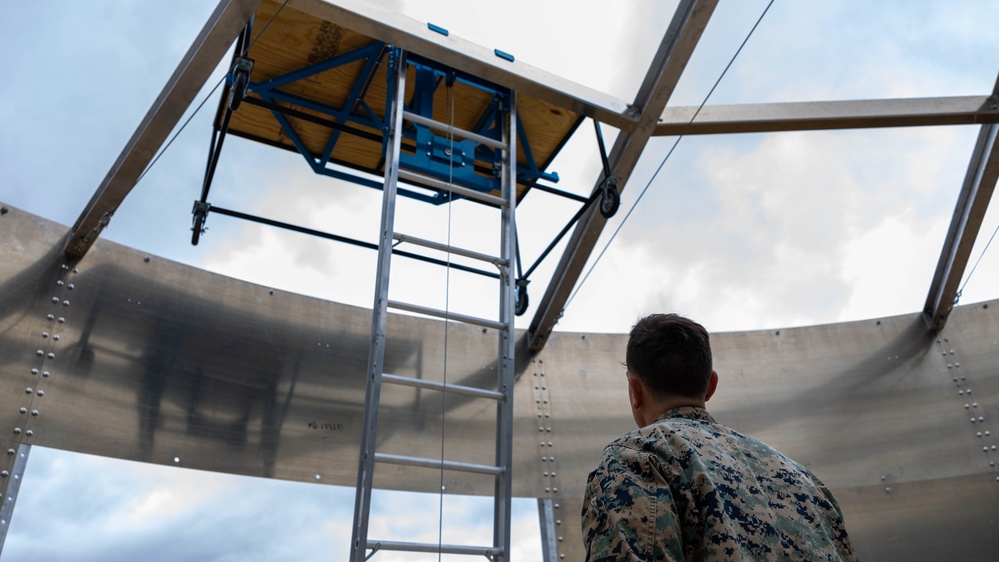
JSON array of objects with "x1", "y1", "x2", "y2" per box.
[
  {"x1": 198, "y1": 98, "x2": 236, "y2": 203},
  {"x1": 209, "y1": 206, "x2": 500, "y2": 279},
  {"x1": 374, "y1": 453, "x2": 504, "y2": 475},
  {"x1": 366, "y1": 540, "x2": 502, "y2": 557},
  {"x1": 393, "y1": 233, "x2": 507, "y2": 266},
  {"x1": 240, "y1": 96, "x2": 384, "y2": 144},
  {"x1": 398, "y1": 169, "x2": 508, "y2": 207},
  {"x1": 593, "y1": 119, "x2": 613, "y2": 180},
  {"x1": 382, "y1": 373, "x2": 505, "y2": 400},
  {"x1": 388, "y1": 300, "x2": 507, "y2": 331},
  {"x1": 526, "y1": 182, "x2": 589, "y2": 203},
  {"x1": 403, "y1": 110, "x2": 507, "y2": 150},
  {"x1": 201, "y1": 19, "x2": 251, "y2": 195},
  {"x1": 524, "y1": 192, "x2": 599, "y2": 279}
]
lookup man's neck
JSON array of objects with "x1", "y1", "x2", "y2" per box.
[{"x1": 640, "y1": 397, "x2": 706, "y2": 427}]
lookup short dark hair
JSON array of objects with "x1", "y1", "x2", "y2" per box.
[{"x1": 626, "y1": 314, "x2": 713, "y2": 399}]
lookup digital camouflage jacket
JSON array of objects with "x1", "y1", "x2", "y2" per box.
[{"x1": 582, "y1": 407, "x2": 857, "y2": 561}]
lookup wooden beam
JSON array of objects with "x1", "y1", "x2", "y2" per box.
[
  {"x1": 528, "y1": 0, "x2": 718, "y2": 351},
  {"x1": 65, "y1": 0, "x2": 262, "y2": 257}
]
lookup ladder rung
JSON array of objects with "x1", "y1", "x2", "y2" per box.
[
  {"x1": 393, "y1": 233, "x2": 508, "y2": 267},
  {"x1": 388, "y1": 300, "x2": 506, "y2": 331},
  {"x1": 375, "y1": 453, "x2": 504, "y2": 475},
  {"x1": 368, "y1": 540, "x2": 503, "y2": 557},
  {"x1": 382, "y1": 373, "x2": 505, "y2": 401},
  {"x1": 398, "y1": 169, "x2": 508, "y2": 207},
  {"x1": 403, "y1": 110, "x2": 507, "y2": 151}
]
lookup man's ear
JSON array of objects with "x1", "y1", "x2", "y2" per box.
[
  {"x1": 628, "y1": 375, "x2": 644, "y2": 409},
  {"x1": 704, "y1": 371, "x2": 719, "y2": 402}
]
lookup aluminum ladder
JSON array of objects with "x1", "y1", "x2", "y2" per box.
[{"x1": 349, "y1": 49, "x2": 519, "y2": 562}]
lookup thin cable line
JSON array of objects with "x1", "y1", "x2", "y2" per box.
[
  {"x1": 135, "y1": 77, "x2": 225, "y2": 185},
  {"x1": 956, "y1": 219, "x2": 999, "y2": 302},
  {"x1": 135, "y1": 0, "x2": 290, "y2": 185},
  {"x1": 563, "y1": 0, "x2": 774, "y2": 312},
  {"x1": 436, "y1": 74, "x2": 457, "y2": 562}
]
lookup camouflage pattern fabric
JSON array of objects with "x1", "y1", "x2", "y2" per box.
[{"x1": 582, "y1": 407, "x2": 857, "y2": 561}]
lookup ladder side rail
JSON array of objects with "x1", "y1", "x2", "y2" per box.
[
  {"x1": 494, "y1": 90, "x2": 519, "y2": 561},
  {"x1": 349, "y1": 47, "x2": 408, "y2": 562}
]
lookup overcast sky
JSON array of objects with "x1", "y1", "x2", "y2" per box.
[{"x1": 3, "y1": 1, "x2": 999, "y2": 560}]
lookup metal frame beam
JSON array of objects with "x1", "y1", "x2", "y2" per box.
[
  {"x1": 924, "y1": 75, "x2": 999, "y2": 332},
  {"x1": 537, "y1": 498, "x2": 559, "y2": 562},
  {"x1": 64, "y1": 0, "x2": 262, "y2": 257},
  {"x1": 528, "y1": 0, "x2": 717, "y2": 351},
  {"x1": 0, "y1": 444, "x2": 30, "y2": 552},
  {"x1": 924, "y1": 121, "x2": 999, "y2": 331},
  {"x1": 286, "y1": 0, "x2": 635, "y2": 130},
  {"x1": 655, "y1": 95, "x2": 999, "y2": 136}
]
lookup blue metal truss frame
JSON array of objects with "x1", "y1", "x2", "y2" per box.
[
  {"x1": 235, "y1": 43, "x2": 562, "y2": 204},
  {"x1": 194, "y1": 36, "x2": 589, "y2": 299}
]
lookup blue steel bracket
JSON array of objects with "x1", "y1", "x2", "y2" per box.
[
  {"x1": 403, "y1": 126, "x2": 497, "y2": 194},
  {"x1": 241, "y1": 42, "x2": 395, "y2": 192},
  {"x1": 213, "y1": 40, "x2": 564, "y2": 207},
  {"x1": 397, "y1": 58, "x2": 506, "y2": 199}
]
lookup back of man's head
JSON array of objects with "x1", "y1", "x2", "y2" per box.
[{"x1": 626, "y1": 314, "x2": 713, "y2": 400}]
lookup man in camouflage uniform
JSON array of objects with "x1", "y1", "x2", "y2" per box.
[{"x1": 582, "y1": 314, "x2": 856, "y2": 561}]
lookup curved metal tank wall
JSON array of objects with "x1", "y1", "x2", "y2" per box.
[{"x1": 2, "y1": 204, "x2": 997, "y2": 560}]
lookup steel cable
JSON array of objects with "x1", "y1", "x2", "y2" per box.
[
  {"x1": 135, "y1": 1, "x2": 290, "y2": 185},
  {"x1": 564, "y1": 0, "x2": 775, "y2": 312}
]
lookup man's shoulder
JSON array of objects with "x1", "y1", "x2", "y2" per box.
[{"x1": 598, "y1": 413, "x2": 716, "y2": 468}]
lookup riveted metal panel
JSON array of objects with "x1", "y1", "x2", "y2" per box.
[{"x1": 3, "y1": 204, "x2": 999, "y2": 560}]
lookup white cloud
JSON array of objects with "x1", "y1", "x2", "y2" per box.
[
  {"x1": 557, "y1": 121, "x2": 984, "y2": 333},
  {"x1": 5, "y1": 0, "x2": 999, "y2": 560}
]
